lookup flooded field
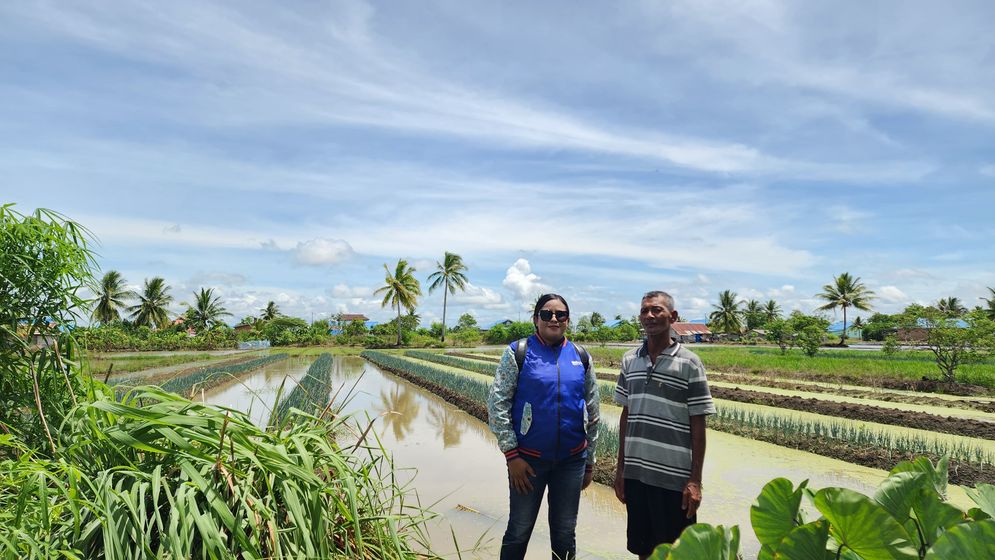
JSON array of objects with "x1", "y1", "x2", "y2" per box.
[{"x1": 113, "y1": 352, "x2": 975, "y2": 559}]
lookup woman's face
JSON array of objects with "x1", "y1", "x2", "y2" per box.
[{"x1": 534, "y1": 298, "x2": 569, "y2": 343}]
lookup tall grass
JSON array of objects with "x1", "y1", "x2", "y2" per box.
[{"x1": 0, "y1": 385, "x2": 441, "y2": 559}]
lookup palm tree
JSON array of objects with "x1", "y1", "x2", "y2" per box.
[
  {"x1": 764, "y1": 299, "x2": 782, "y2": 323},
  {"x1": 936, "y1": 297, "x2": 967, "y2": 317},
  {"x1": 850, "y1": 316, "x2": 865, "y2": 339},
  {"x1": 982, "y1": 287, "x2": 995, "y2": 321},
  {"x1": 426, "y1": 252, "x2": 469, "y2": 343},
  {"x1": 816, "y1": 272, "x2": 875, "y2": 346},
  {"x1": 261, "y1": 301, "x2": 280, "y2": 321},
  {"x1": 374, "y1": 259, "x2": 422, "y2": 346},
  {"x1": 709, "y1": 290, "x2": 743, "y2": 335},
  {"x1": 91, "y1": 270, "x2": 132, "y2": 324},
  {"x1": 184, "y1": 288, "x2": 231, "y2": 331},
  {"x1": 744, "y1": 299, "x2": 764, "y2": 331},
  {"x1": 128, "y1": 277, "x2": 173, "y2": 330}
]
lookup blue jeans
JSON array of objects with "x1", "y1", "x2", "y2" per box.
[{"x1": 500, "y1": 453, "x2": 586, "y2": 560}]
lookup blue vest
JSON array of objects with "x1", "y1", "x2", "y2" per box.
[{"x1": 510, "y1": 334, "x2": 588, "y2": 461}]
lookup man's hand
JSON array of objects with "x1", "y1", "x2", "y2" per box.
[
  {"x1": 613, "y1": 472, "x2": 625, "y2": 503},
  {"x1": 682, "y1": 480, "x2": 702, "y2": 518},
  {"x1": 508, "y1": 458, "x2": 535, "y2": 494},
  {"x1": 581, "y1": 468, "x2": 594, "y2": 490}
]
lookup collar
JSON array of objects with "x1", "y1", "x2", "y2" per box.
[{"x1": 637, "y1": 338, "x2": 679, "y2": 358}]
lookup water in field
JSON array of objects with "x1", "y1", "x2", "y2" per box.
[
  {"x1": 193, "y1": 354, "x2": 975, "y2": 559},
  {"x1": 201, "y1": 355, "x2": 312, "y2": 427}
]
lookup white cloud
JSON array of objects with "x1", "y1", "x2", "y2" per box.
[
  {"x1": 768, "y1": 285, "x2": 796, "y2": 298},
  {"x1": 502, "y1": 259, "x2": 551, "y2": 303},
  {"x1": 451, "y1": 283, "x2": 510, "y2": 310},
  {"x1": 877, "y1": 285, "x2": 908, "y2": 303},
  {"x1": 330, "y1": 283, "x2": 373, "y2": 298},
  {"x1": 980, "y1": 164, "x2": 995, "y2": 178},
  {"x1": 293, "y1": 238, "x2": 355, "y2": 266}
]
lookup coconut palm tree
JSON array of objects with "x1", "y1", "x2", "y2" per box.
[
  {"x1": 982, "y1": 287, "x2": 995, "y2": 321},
  {"x1": 816, "y1": 272, "x2": 875, "y2": 346},
  {"x1": 709, "y1": 290, "x2": 743, "y2": 335},
  {"x1": 764, "y1": 299, "x2": 782, "y2": 323},
  {"x1": 128, "y1": 277, "x2": 173, "y2": 330},
  {"x1": 936, "y1": 297, "x2": 967, "y2": 317},
  {"x1": 261, "y1": 301, "x2": 280, "y2": 321},
  {"x1": 184, "y1": 288, "x2": 231, "y2": 331},
  {"x1": 744, "y1": 299, "x2": 764, "y2": 331},
  {"x1": 374, "y1": 259, "x2": 422, "y2": 346},
  {"x1": 91, "y1": 270, "x2": 132, "y2": 324},
  {"x1": 426, "y1": 252, "x2": 469, "y2": 343}
]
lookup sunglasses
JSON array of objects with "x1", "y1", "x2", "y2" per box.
[{"x1": 538, "y1": 309, "x2": 569, "y2": 322}]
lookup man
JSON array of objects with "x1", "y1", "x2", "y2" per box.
[{"x1": 613, "y1": 291, "x2": 716, "y2": 558}]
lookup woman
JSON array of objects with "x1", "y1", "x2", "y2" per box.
[{"x1": 487, "y1": 293, "x2": 601, "y2": 560}]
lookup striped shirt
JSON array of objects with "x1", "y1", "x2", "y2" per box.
[{"x1": 614, "y1": 340, "x2": 715, "y2": 491}]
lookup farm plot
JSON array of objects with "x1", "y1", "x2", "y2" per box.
[
  {"x1": 372, "y1": 350, "x2": 995, "y2": 486},
  {"x1": 112, "y1": 353, "x2": 289, "y2": 398}
]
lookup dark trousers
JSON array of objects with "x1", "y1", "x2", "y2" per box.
[{"x1": 500, "y1": 454, "x2": 586, "y2": 560}]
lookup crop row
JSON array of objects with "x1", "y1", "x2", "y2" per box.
[
  {"x1": 155, "y1": 353, "x2": 289, "y2": 397},
  {"x1": 270, "y1": 353, "x2": 334, "y2": 426}
]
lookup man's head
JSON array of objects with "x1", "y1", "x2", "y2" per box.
[{"x1": 640, "y1": 291, "x2": 678, "y2": 339}]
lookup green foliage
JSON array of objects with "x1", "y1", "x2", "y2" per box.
[
  {"x1": 648, "y1": 525, "x2": 739, "y2": 559},
  {"x1": 182, "y1": 287, "x2": 231, "y2": 331},
  {"x1": 1, "y1": 205, "x2": 96, "y2": 456},
  {"x1": 426, "y1": 251, "x2": 469, "y2": 343},
  {"x1": 260, "y1": 300, "x2": 280, "y2": 320},
  {"x1": 765, "y1": 318, "x2": 794, "y2": 354},
  {"x1": 484, "y1": 322, "x2": 535, "y2": 345},
  {"x1": 882, "y1": 335, "x2": 900, "y2": 355},
  {"x1": 798, "y1": 325, "x2": 826, "y2": 357},
  {"x1": 449, "y1": 327, "x2": 483, "y2": 347},
  {"x1": 816, "y1": 272, "x2": 875, "y2": 345},
  {"x1": 139, "y1": 353, "x2": 289, "y2": 397},
  {"x1": 270, "y1": 353, "x2": 334, "y2": 426},
  {"x1": 899, "y1": 308, "x2": 995, "y2": 383},
  {"x1": 374, "y1": 259, "x2": 422, "y2": 346},
  {"x1": 262, "y1": 316, "x2": 309, "y2": 346},
  {"x1": 864, "y1": 313, "x2": 900, "y2": 341},
  {"x1": 0, "y1": 387, "x2": 439, "y2": 558},
  {"x1": 362, "y1": 351, "x2": 490, "y2": 404},
  {"x1": 128, "y1": 276, "x2": 173, "y2": 330},
  {"x1": 405, "y1": 350, "x2": 496, "y2": 376},
  {"x1": 455, "y1": 313, "x2": 478, "y2": 331},
  {"x1": 77, "y1": 322, "x2": 238, "y2": 351},
  {"x1": 91, "y1": 270, "x2": 131, "y2": 325},
  {"x1": 709, "y1": 290, "x2": 743, "y2": 335},
  {"x1": 590, "y1": 311, "x2": 605, "y2": 327}
]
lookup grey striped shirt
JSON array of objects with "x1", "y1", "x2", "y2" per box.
[{"x1": 614, "y1": 341, "x2": 715, "y2": 491}]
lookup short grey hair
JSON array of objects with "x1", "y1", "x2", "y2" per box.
[{"x1": 642, "y1": 291, "x2": 675, "y2": 312}]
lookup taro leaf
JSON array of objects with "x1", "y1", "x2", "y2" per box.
[
  {"x1": 659, "y1": 524, "x2": 740, "y2": 560},
  {"x1": 814, "y1": 487, "x2": 918, "y2": 560},
  {"x1": 757, "y1": 544, "x2": 776, "y2": 560},
  {"x1": 924, "y1": 518, "x2": 995, "y2": 559},
  {"x1": 968, "y1": 508, "x2": 992, "y2": 521},
  {"x1": 965, "y1": 484, "x2": 995, "y2": 519},
  {"x1": 648, "y1": 543, "x2": 672, "y2": 559},
  {"x1": 874, "y1": 472, "x2": 925, "y2": 524},
  {"x1": 773, "y1": 520, "x2": 832, "y2": 560},
  {"x1": 912, "y1": 485, "x2": 966, "y2": 548},
  {"x1": 752, "y1": 478, "x2": 808, "y2": 548},
  {"x1": 891, "y1": 456, "x2": 948, "y2": 497}
]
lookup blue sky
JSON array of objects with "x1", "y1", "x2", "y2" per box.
[{"x1": 3, "y1": 0, "x2": 994, "y2": 326}]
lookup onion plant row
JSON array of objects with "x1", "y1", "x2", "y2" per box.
[
  {"x1": 404, "y1": 350, "x2": 498, "y2": 376},
  {"x1": 153, "y1": 353, "x2": 289, "y2": 398},
  {"x1": 270, "y1": 353, "x2": 334, "y2": 427},
  {"x1": 0, "y1": 385, "x2": 439, "y2": 559}
]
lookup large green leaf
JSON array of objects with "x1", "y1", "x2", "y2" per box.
[
  {"x1": 814, "y1": 487, "x2": 918, "y2": 560},
  {"x1": 912, "y1": 485, "x2": 966, "y2": 549},
  {"x1": 648, "y1": 524, "x2": 740, "y2": 560},
  {"x1": 924, "y1": 519, "x2": 995, "y2": 559},
  {"x1": 891, "y1": 456, "x2": 948, "y2": 497},
  {"x1": 773, "y1": 520, "x2": 833, "y2": 560},
  {"x1": 874, "y1": 472, "x2": 925, "y2": 524},
  {"x1": 752, "y1": 478, "x2": 809, "y2": 548},
  {"x1": 965, "y1": 484, "x2": 995, "y2": 518}
]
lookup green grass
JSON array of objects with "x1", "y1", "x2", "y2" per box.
[
  {"x1": 82, "y1": 352, "x2": 225, "y2": 376},
  {"x1": 581, "y1": 345, "x2": 995, "y2": 388}
]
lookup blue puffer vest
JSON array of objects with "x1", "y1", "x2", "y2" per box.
[{"x1": 510, "y1": 334, "x2": 588, "y2": 461}]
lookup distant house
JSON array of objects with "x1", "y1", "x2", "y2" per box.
[
  {"x1": 234, "y1": 323, "x2": 254, "y2": 334},
  {"x1": 482, "y1": 319, "x2": 514, "y2": 331},
  {"x1": 671, "y1": 322, "x2": 713, "y2": 343},
  {"x1": 329, "y1": 314, "x2": 377, "y2": 335},
  {"x1": 897, "y1": 317, "x2": 969, "y2": 343}
]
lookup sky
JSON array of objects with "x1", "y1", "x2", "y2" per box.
[{"x1": 3, "y1": 0, "x2": 994, "y2": 327}]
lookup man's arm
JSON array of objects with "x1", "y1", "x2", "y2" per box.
[
  {"x1": 614, "y1": 406, "x2": 628, "y2": 503},
  {"x1": 682, "y1": 414, "x2": 706, "y2": 517}
]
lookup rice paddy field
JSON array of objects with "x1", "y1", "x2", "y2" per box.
[{"x1": 86, "y1": 343, "x2": 995, "y2": 559}]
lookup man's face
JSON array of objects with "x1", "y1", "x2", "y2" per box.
[{"x1": 639, "y1": 296, "x2": 678, "y2": 337}]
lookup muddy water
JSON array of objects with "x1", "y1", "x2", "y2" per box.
[
  {"x1": 202, "y1": 356, "x2": 974, "y2": 559},
  {"x1": 202, "y1": 355, "x2": 311, "y2": 427}
]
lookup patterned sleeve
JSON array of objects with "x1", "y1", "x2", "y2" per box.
[
  {"x1": 487, "y1": 346, "x2": 520, "y2": 454},
  {"x1": 687, "y1": 355, "x2": 716, "y2": 416},
  {"x1": 613, "y1": 354, "x2": 629, "y2": 407},
  {"x1": 583, "y1": 355, "x2": 600, "y2": 466}
]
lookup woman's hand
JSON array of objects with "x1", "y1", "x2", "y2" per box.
[{"x1": 508, "y1": 458, "x2": 535, "y2": 494}]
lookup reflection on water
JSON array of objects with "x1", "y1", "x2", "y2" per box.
[
  {"x1": 428, "y1": 407, "x2": 465, "y2": 448},
  {"x1": 203, "y1": 356, "x2": 311, "y2": 427},
  {"x1": 379, "y1": 385, "x2": 421, "y2": 441}
]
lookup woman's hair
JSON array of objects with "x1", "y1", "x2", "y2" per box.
[{"x1": 532, "y1": 293, "x2": 570, "y2": 320}]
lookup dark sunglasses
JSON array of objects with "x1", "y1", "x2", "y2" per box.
[{"x1": 538, "y1": 309, "x2": 569, "y2": 322}]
